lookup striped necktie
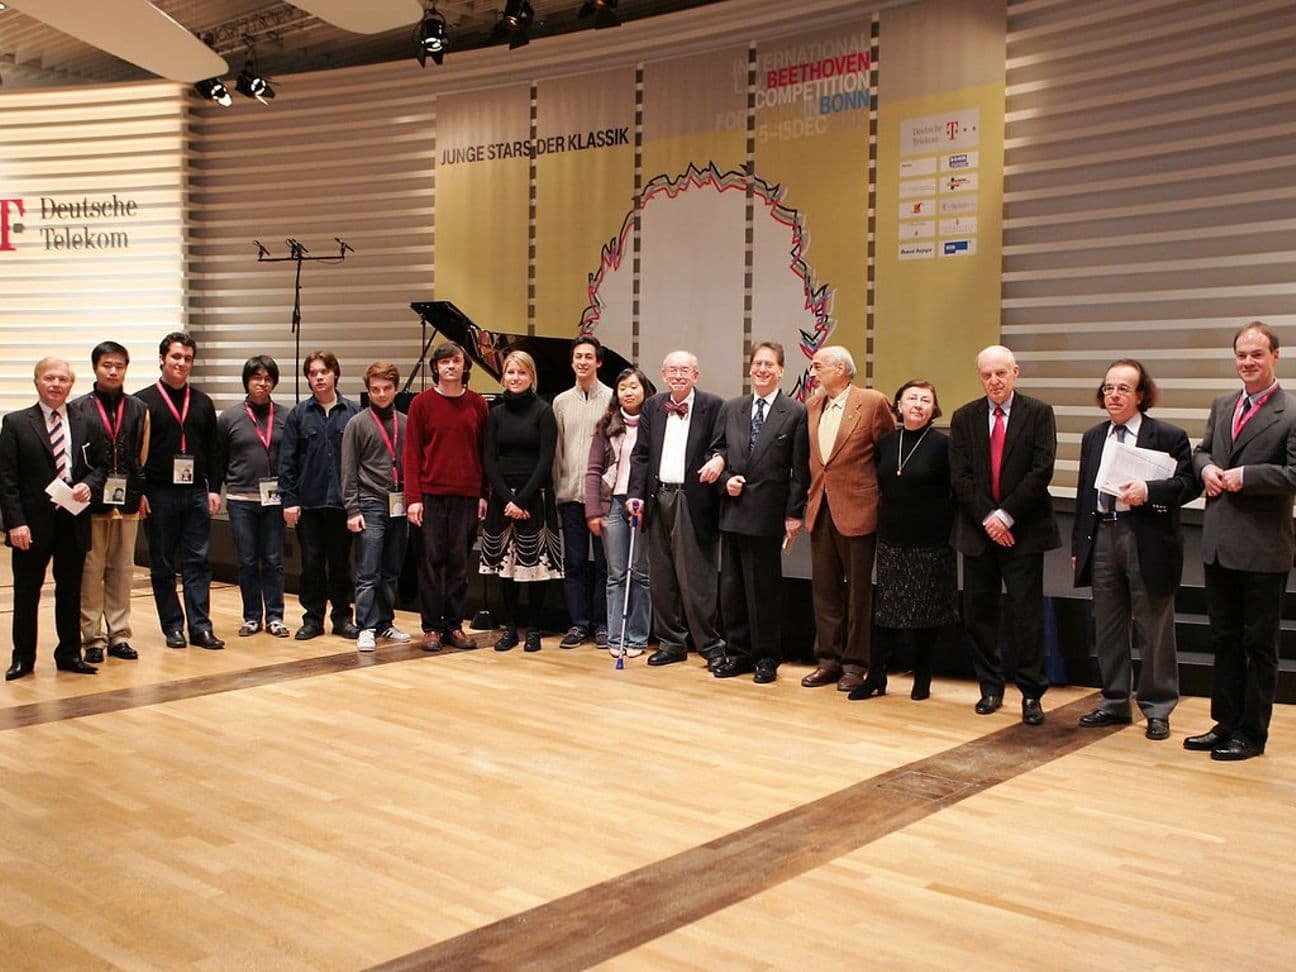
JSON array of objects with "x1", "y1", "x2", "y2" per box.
[{"x1": 49, "y1": 410, "x2": 69, "y2": 482}]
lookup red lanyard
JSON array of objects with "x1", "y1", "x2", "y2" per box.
[
  {"x1": 155, "y1": 379, "x2": 191, "y2": 453},
  {"x1": 94, "y1": 394, "x2": 125, "y2": 472},
  {"x1": 246, "y1": 401, "x2": 275, "y2": 475},
  {"x1": 1233, "y1": 385, "x2": 1277, "y2": 438},
  {"x1": 371, "y1": 408, "x2": 400, "y2": 485}
]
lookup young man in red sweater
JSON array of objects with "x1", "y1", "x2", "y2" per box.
[{"x1": 402, "y1": 342, "x2": 490, "y2": 651}]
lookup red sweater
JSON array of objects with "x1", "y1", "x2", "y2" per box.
[{"x1": 402, "y1": 386, "x2": 489, "y2": 503}]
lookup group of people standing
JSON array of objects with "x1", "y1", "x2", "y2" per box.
[{"x1": 2, "y1": 322, "x2": 1291, "y2": 761}]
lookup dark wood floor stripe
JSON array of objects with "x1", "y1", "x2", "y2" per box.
[
  {"x1": 0, "y1": 643, "x2": 453, "y2": 732},
  {"x1": 371, "y1": 693, "x2": 1114, "y2": 971}
]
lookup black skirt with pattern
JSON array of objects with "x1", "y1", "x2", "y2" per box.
[
  {"x1": 478, "y1": 486, "x2": 564, "y2": 582},
  {"x1": 874, "y1": 540, "x2": 959, "y2": 629}
]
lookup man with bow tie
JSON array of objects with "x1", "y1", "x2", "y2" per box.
[
  {"x1": 1186, "y1": 321, "x2": 1296, "y2": 761},
  {"x1": 1, "y1": 358, "x2": 108, "y2": 680},
  {"x1": 627, "y1": 350, "x2": 726, "y2": 668}
]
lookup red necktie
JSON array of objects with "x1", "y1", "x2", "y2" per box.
[
  {"x1": 990, "y1": 406, "x2": 1005, "y2": 503},
  {"x1": 664, "y1": 399, "x2": 689, "y2": 418}
]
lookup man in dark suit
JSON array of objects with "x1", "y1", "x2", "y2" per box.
[
  {"x1": 1072, "y1": 360, "x2": 1199, "y2": 740},
  {"x1": 0, "y1": 358, "x2": 107, "y2": 680},
  {"x1": 949, "y1": 344, "x2": 1060, "y2": 725},
  {"x1": 709, "y1": 342, "x2": 809, "y2": 683},
  {"x1": 627, "y1": 350, "x2": 726, "y2": 667},
  {"x1": 1186, "y1": 321, "x2": 1296, "y2": 761}
]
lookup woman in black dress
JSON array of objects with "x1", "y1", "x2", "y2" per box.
[
  {"x1": 479, "y1": 351, "x2": 563, "y2": 652},
  {"x1": 850, "y1": 378, "x2": 959, "y2": 701}
]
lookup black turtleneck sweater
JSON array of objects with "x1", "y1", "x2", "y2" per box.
[
  {"x1": 340, "y1": 402, "x2": 408, "y2": 516},
  {"x1": 484, "y1": 389, "x2": 557, "y2": 505},
  {"x1": 136, "y1": 380, "x2": 218, "y2": 488},
  {"x1": 215, "y1": 397, "x2": 286, "y2": 498},
  {"x1": 876, "y1": 424, "x2": 956, "y2": 547}
]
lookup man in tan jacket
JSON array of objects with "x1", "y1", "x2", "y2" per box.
[{"x1": 801, "y1": 346, "x2": 895, "y2": 692}]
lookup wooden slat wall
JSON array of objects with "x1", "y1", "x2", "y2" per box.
[
  {"x1": 1002, "y1": 0, "x2": 1296, "y2": 497},
  {"x1": 0, "y1": 81, "x2": 187, "y2": 413},
  {"x1": 186, "y1": 64, "x2": 437, "y2": 409}
]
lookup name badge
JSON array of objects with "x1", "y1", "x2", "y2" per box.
[
  {"x1": 172, "y1": 455, "x2": 195, "y2": 485},
  {"x1": 104, "y1": 475, "x2": 128, "y2": 506},
  {"x1": 259, "y1": 477, "x2": 281, "y2": 507},
  {"x1": 388, "y1": 491, "x2": 406, "y2": 518}
]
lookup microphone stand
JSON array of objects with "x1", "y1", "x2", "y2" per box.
[{"x1": 255, "y1": 238, "x2": 353, "y2": 401}]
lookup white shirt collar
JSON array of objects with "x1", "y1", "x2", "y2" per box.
[{"x1": 1109, "y1": 412, "x2": 1142, "y2": 438}]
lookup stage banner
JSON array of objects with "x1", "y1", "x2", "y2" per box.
[
  {"x1": 534, "y1": 68, "x2": 636, "y2": 342},
  {"x1": 634, "y1": 48, "x2": 749, "y2": 394},
  {"x1": 435, "y1": 84, "x2": 531, "y2": 345},
  {"x1": 753, "y1": 23, "x2": 875, "y2": 398}
]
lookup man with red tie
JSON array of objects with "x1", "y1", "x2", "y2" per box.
[
  {"x1": 1, "y1": 358, "x2": 108, "y2": 679},
  {"x1": 949, "y1": 345, "x2": 1060, "y2": 724}
]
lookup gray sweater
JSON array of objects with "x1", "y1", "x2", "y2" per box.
[
  {"x1": 215, "y1": 400, "x2": 286, "y2": 500},
  {"x1": 341, "y1": 407, "x2": 409, "y2": 516}
]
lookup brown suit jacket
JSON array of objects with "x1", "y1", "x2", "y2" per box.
[{"x1": 805, "y1": 385, "x2": 895, "y2": 537}]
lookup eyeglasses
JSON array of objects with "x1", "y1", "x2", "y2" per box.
[
  {"x1": 1102, "y1": 383, "x2": 1136, "y2": 396},
  {"x1": 248, "y1": 375, "x2": 275, "y2": 385}
]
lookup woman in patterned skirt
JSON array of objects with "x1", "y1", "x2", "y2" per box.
[
  {"x1": 850, "y1": 378, "x2": 959, "y2": 701},
  {"x1": 479, "y1": 351, "x2": 563, "y2": 652}
]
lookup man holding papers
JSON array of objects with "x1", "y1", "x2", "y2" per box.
[
  {"x1": 0, "y1": 358, "x2": 107, "y2": 680},
  {"x1": 1072, "y1": 360, "x2": 1198, "y2": 740},
  {"x1": 1187, "y1": 322, "x2": 1296, "y2": 761}
]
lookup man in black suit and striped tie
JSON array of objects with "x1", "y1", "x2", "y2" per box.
[{"x1": 0, "y1": 358, "x2": 107, "y2": 680}]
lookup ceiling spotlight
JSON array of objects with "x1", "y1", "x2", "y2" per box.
[
  {"x1": 194, "y1": 78, "x2": 232, "y2": 108},
  {"x1": 416, "y1": 8, "x2": 448, "y2": 67},
  {"x1": 235, "y1": 59, "x2": 275, "y2": 105},
  {"x1": 494, "y1": 0, "x2": 535, "y2": 50},
  {"x1": 578, "y1": 0, "x2": 621, "y2": 29}
]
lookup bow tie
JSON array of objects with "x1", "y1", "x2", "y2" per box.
[{"x1": 665, "y1": 399, "x2": 689, "y2": 418}]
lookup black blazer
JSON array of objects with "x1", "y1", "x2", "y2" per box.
[
  {"x1": 711, "y1": 391, "x2": 809, "y2": 538},
  {"x1": 0, "y1": 403, "x2": 107, "y2": 552},
  {"x1": 628, "y1": 389, "x2": 723, "y2": 544},
  {"x1": 949, "y1": 391, "x2": 1061, "y2": 557},
  {"x1": 1071, "y1": 416, "x2": 1199, "y2": 597}
]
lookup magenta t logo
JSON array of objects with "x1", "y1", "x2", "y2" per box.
[{"x1": 0, "y1": 198, "x2": 25, "y2": 252}]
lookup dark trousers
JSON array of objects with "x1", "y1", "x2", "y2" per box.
[
  {"x1": 809, "y1": 501, "x2": 876, "y2": 672},
  {"x1": 646, "y1": 486, "x2": 722, "y2": 655},
  {"x1": 416, "y1": 494, "x2": 478, "y2": 635},
  {"x1": 144, "y1": 484, "x2": 213, "y2": 637},
  {"x1": 559, "y1": 501, "x2": 607, "y2": 632},
  {"x1": 962, "y1": 547, "x2": 1047, "y2": 699},
  {"x1": 296, "y1": 507, "x2": 354, "y2": 628},
  {"x1": 354, "y1": 501, "x2": 408, "y2": 632},
  {"x1": 10, "y1": 511, "x2": 83, "y2": 668},
  {"x1": 1204, "y1": 560, "x2": 1284, "y2": 749},
  {"x1": 720, "y1": 531, "x2": 783, "y2": 664},
  {"x1": 227, "y1": 500, "x2": 286, "y2": 626}
]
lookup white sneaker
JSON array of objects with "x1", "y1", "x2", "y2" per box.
[
  {"x1": 626, "y1": 646, "x2": 644, "y2": 658},
  {"x1": 379, "y1": 625, "x2": 412, "y2": 644},
  {"x1": 356, "y1": 629, "x2": 377, "y2": 652}
]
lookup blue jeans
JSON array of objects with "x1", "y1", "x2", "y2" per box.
[
  {"x1": 560, "y1": 501, "x2": 607, "y2": 631},
  {"x1": 227, "y1": 500, "x2": 286, "y2": 625},
  {"x1": 144, "y1": 485, "x2": 213, "y2": 637},
  {"x1": 354, "y1": 501, "x2": 408, "y2": 632},
  {"x1": 603, "y1": 497, "x2": 651, "y2": 649}
]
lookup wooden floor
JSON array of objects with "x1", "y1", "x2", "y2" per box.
[{"x1": 1, "y1": 571, "x2": 1294, "y2": 970}]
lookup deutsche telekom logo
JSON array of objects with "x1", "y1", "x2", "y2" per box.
[{"x1": 0, "y1": 198, "x2": 24, "y2": 252}]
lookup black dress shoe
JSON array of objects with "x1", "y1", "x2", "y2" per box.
[
  {"x1": 108, "y1": 642, "x2": 138, "y2": 660},
  {"x1": 910, "y1": 679, "x2": 931, "y2": 701},
  {"x1": 523, "y1": 630, "x2": 542, "y2": 652},
  {"x1": 647, "y1": 648, "x2": 686, "y2": 666},
  {"x1": 713, "y1": 657, "x2": 755, "y2": 678},
  {"x1": 5, "y1": 661, "x2": 32, "y2": 681},
  {"x1": 295, "y1": 623, "x2": 324, "y2": 641},
  {"x1": 1078, "y1": 708, "x2": 1131, "y2": 728},
  {"x1": 165, "y1": 630, "x2": 187, "y2": 649},
  {"x1": 56, "y1": 658, "x2": 98, "y2": 674},
  {"x1": 974, "y1": 693, "x2": 1003, "y2": 715},
  {"x1": 1022, "y1": 698, "x2": 1045, "y2": 726},
  {"x1": 333, "y1": 621, "x2": 361, "y2": 639},
  {"x1": 1145, "y1": 718, "x2": 1170, "y2": 741},
  {"x1": 84, "y1": 646, "x2": 105, "y2": 664},
  {"x1": 706, "y1": 652, "x2": 730, "y2": 672},
  {"x1": 1184, "y1": 727, "x2": 1230, "y2": 751},
  {"x1": 847, "y1": 678, "x2": 887, "y2": 701},
  {"x1": 190, "y1": 631, "x2": 225, "y2": 650},
  {"x1": 1211, "y1": 736, "x2": 1262, "y2": 761},
  {"x1": 753, "y1": 659, "x2": 778, "y2": 684},
  {"x1": 494, "y1": 627, "x2": 519, "y2": 652}
]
